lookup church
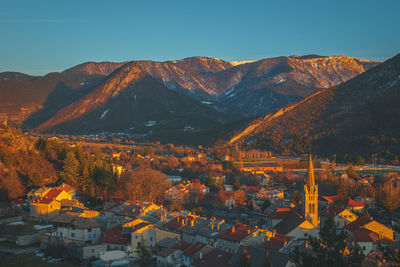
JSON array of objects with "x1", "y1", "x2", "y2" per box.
[
  {"x1": 272, "y1": 155, "x2": 320, "y2": 239},
  {"x1": 303, "y1": 154, "x2": 320, "y2": 227}
]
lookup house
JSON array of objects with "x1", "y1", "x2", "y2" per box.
[
  {"x1": 195, "y1": 219, "x2": 232, "y2": 247},
  {"x1": 55, "y1": 183, "x2": 76, "y2": 199},
  {"x1": 155, "y1": 241, "x2": 189, "y2": 266},
  {"x1": 334, "y1": 197, "x2": 365, "y2": 211},
  {"x1": 346, "y1": 227, "x2": 395, "y2": 255},
  {"x1": 270, "y1": 208, "x2": 292, "y2": 228},
  {"x1": 181, "y1": 241, "x2": 210, "y2": 266},
  {"x1": 30, "y1": 198, "x2": 61, "y2": 222},
  {"x1": 110, "y1": 201, "x2": 161, "y2": 219},
  {"x1": 344, "y1": 216, "x2": 394, "y2": 240},
  {"x1": 261, "y1": 233, "x2": 293, "y2": 251},
  {"x1": 51, "y1": 213, "x2": 101, "y2": 244},
  {"x1": 60, "y1": 199, "x2": 87, "y2": 212},
  {"x1": 191, "y1": 248, "x2": 232, "y2": 267},
  {"x1": 27, "y1": 187, "x2": 51, "y2": 200},
  {"x1": 101, "y1": 225, "x2": 131, "y2": 254},
  {"x1": 320, "y1": 195, "x2": 338, "y2": 207},
  {"x1": 320, "y1": 205, "x2": 358, "y2": 228},
  {"x1": 215, "y1": 224, "x2": 269, "y2": 254},
  {"x1": 274, "y1": 210, "x2": 319, "y2": 239},
  {"x1": 181, "y1": 217, "x2": 209, "y2": 243},
  {"x1": 30, "y1": 188, "x2": 74, "y2": 221},
  {"x1": 123, "y1": 219, "x2": 154, "y2": 249}
]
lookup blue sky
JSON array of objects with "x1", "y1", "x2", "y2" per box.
[{"x1": 1, "y1": 0, "x2": 399, "y2": 75}]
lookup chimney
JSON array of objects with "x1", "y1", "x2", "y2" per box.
[
  {"x1": 199, "y1": 252, "x2": 203, "y2": 259},
  {"x1": 191, "y1": 220, "x2": 194, "y2": 227},
  {"x1": 232, "y1": 226, "x2": 235, "y2": 233},
  {"x1": 211, "y1": 223, "x2": 214, "y2": 231}
]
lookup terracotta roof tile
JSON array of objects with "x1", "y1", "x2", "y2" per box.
[
  {"x1": 101, "y1": 225, "x2": 130, "y2": 245},
  {"x1": 344, "y1": 216, "x2": 372, "y2": 232}
]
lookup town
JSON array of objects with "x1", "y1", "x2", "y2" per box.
[{"x1": 0, "y1": 127, "x2": 399, "y2": 267}]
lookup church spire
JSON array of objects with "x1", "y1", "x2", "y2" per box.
[
  {"x1": 303, "y1": 153, "x2": 319, "y2": 227},
  {"x1": 306, "y1": 154, "x2": 315, "y2": 187}
]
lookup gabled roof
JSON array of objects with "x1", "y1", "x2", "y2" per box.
[
  {"x1": 183, "y1": 242, "x2": 207, "y2": 257},
  {"x1": 271, "y1": 208, "x2": 292, "y2": 220},
  {"x1": 101, "y1": 225, "x2": 130, "y2": 245},
  {"x1": 335, "y1": 197, "x2": 365, "y2": 209},
  {"x1": 351, "y1": 228, "x2": 394, "y2": 244},
  {"x1": 216, "y1": 223, "x2": 254, "y2": 242},
  {"x1": 321, "y1": 195, "x2": 338, "y2": 203},
  {"x1": 274, "y1": 210, "x2": 305, "y2": 235},
  {"x1": 31, "y1": 188, "x2": 64, "y2": 204},
  {"x1": 261, "y1": 234, "x2": 293, "y2": 251},
  {"x1": 320, "y1": 205, "x2": 346, "y2": 217},
  {"x1": 173, "y1": 240, "x2": 191, "y2": 251},
  {"x1": 344, "y1": 216, "x2": 372, "y2": 232},
  {"x1": 191, "y1": 248, "x2": 232, "y2": 267}
]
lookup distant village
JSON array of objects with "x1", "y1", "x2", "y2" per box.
[{"x1": 0, "y1": 134, "x2": 400, "y2": 267}]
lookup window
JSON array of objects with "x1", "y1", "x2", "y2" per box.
[
  {"x1": 88, "y1": 228, "x2": 92, "y2": 233},
  {"x1": 90, "y1": 249, "x2": 94, "y2": 253},
  {"x1": 60, "y1": 232, "x2": 63, "y2": 237},
  {"x1": 55, "y1": 232, "x2": 58, "y2": 236},
  {"x1": 93, "y1": 234, "x2": 96, "y2": 239},
  {"x1": 88, "y1": 234, "x2": 92, "y2": 239},
  {"x1": 363, "y1": 246, "x2": 366, "y2": 251},
  {"x1": 71, "y1": 233, "x2": 75, "y2": 238}
]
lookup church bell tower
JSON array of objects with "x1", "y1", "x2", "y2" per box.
[{"x1": 303, "y1": 154, "x2": 319, "y2": 227}]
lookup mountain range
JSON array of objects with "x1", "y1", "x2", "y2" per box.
[
  {"x1": 227, "y1": 54, "x2": 400, "y2": 159},
  {"x1": 0, "y1": 55, "x2": 380, "y2": 143}
]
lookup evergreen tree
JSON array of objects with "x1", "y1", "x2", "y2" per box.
[{"x1": 61, "y1": 151, "x2": 80, "y2": 187}]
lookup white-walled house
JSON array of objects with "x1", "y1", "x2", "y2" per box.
[{"x1": 52, "y1": 213, "x2": 101, "y2": 244}]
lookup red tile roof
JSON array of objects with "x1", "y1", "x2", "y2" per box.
[
  {"x1": 321, "y1": 195, "x2": 338, "y2": 203},
  {"x1": 101, "y1": 225, "x2": 130, "y2": 245},
  {"x1": 352, "y1": 228, "x2": 394, "y2": 244},
  {"x1": 173, "y1": 241, "x2": 191, "y2": 251},
  {"x1": 246, "y1": 186, "x2": 261, "y2": 194},
  {"x1": 216, "y1": 223, "x2": 254, "y2": 242},
  {"x1": 261, "y1": 234, "x2": 293, "y2": 251},
  {"x1": 346, "y1": 198, "x2": 365, "y2": 208},
  {"x1": 271, "y1": 208, "x2": 292, "y2": 219},
  {"x1": 344, "y1": 216, "x2": 373, "y2": 232},
  {"x1": 320, "y1": 205, "x2": 346, "y2": 217},
  {"x1": 31, "y1": 188, "x2": 63, "y2": 204},
  {"x1": 183, "y1": 242, "x2": 207, "y2": 257},
  {"x1": 333, "y1": 197, "x2": 365, "y2": 209}
]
